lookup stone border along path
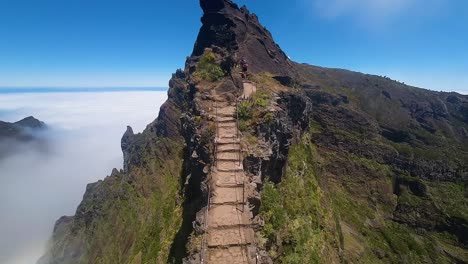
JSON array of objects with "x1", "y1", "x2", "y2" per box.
[{"x1": 203, "y1": 81, "x2": 257, "y2": 264}]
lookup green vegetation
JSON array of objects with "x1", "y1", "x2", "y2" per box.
[
  {"x1": 238, "y1": 89, "x2": 272, "y2": 131},
  {"x1": 427, "y1": 181, "x2": 468, "y2": 220},
  {"x1": 330, "y1": 183, "x2": 456, "y2": 263},
  {"x1": 260, "y1": 135, "x2": 325, "y2": 263},
  {"x1": 259, "y1": 123, "x2": 465, "y2": 263},
  {"x1": 41, "y1": 139, "x2": 185, "y2": 264},
  {"x1": 193, "y1": 51, "x2": 225, "y2": 82},
  {"x1": 380, "y1": 223, "x2": 428, "y2": 261},
  {"x1": 248, "y1": 72, "x2": 290, "y2": 92},
  {"x1": 397, "y1": 189, "x2": 425, "y2": 207},
  {"x1": 309, "y1": 119, "x2": 324, "y2": 134},
  {"x1": 347, "y1": 153, "x2": 392, "y2": 176},
  {"x1": 326, "y1": 151, "x2": 465, "y2": 263},
  {"x1": 136, "y1": 167, "x2": 183, "y2": 263},
  {"x1": 264, "y1": 112, "x2": 274, "y2": 123},
  {"x1": 238, "y1": 100, "x2": 252, "y2": 120},
  {"x1": 253, "y1": 89, "x2": 270, "y2": 108}
]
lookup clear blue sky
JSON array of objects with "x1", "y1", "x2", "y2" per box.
[{"x1": 0, "y1": 0, "x2": 467, "y2": 93}]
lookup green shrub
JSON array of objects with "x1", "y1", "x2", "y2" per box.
[
  {"x1": 237, "y1": 89, "x2": 272, "y2": 131},
  {"x1": 263, "y1": 112, "x2": 274, "y2": 124},
  {"x1": 238, "y1": 100, "x2": 253, "y2": 120},
  {"x1": 193, "y1": 51, "x2": 225, "y2": 82},
  {"x1": 238, "y1": 119, "x2": 248, "y2": 132},
  {"x1": 253, "y1": 90, "x2": 270, "y2": 108},
  {"x1": 237, "y1": 100, "x2": 252, "y2": 132}
]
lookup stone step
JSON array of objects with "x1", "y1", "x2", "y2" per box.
[
  {"x1": 214, "y1": 176, "x2": 244, "y2": 188},
  {"x1": 216, "y1": 151, "x2": 239, "y2": 161},
  {"x1": 217, "y1": 167, "x2": 243, "y2": 173},
  {"x1": 207, "y1": 246, "x2": 249, "y2": 264},
  {"x1": 217, "y1": 158, "x2": 239, "y2": 163},
  {"x1": 216, "y1": 183, "x2": 244, "y2": 189},
  {"x1": 217, "y1": 117, "x2": 236, "y2": 123},
  {"x1": 211, "y1": 186, "x2": 245, "y2": 205},
  {"x1": 218, "y1": 136, "x2": 238, "y2": 140},
  {"x1": 216, "y1": 147, "x2": 239, "y2": 153},
  {"x1": 207, "y1": 204, "x2": 251, "y2": 228},
  {"x1": 216, "y1": 112, "x2": 235, "y2": 118},
  {"x1": 217, "y1": 143, "x2": 240, "y2": 152},
  {"x1": 214, "y1": 105, "x2": 236, "y2": 112},
  {"x1": 207, "y1": 227, "x2": 254, "y2": 248},
  {"x1": 214, "y1": 107, "x2": 235, "y2": 114},
  {"x1": 219, "y1": 125, "x2": 237, "y2": 131},
  {"x1": 218, "y1": 127, "x2": 237, "y2": 137},
  {"x1": 212, "y1": 100, "x2": 232, "y2": 105},
  {"x1": 215, "y1": 137, "x2": 240, "y2": 145},
  {"x1": 217, "y1": 161, "x2": 243, "y2": 172},
  {"x1": 218, "y1": 121, "x2": 236, "y2": 128},
  {"x1": 212, "y1": 170, "x2": 243, "y2": 186}
]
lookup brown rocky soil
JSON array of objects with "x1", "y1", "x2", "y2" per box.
[{"x1": 201, "y1": 82, "x2": 258, "y2": 264}]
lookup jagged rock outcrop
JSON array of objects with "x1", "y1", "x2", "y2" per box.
[
  {"x1": 39, "y1": 0, "x2": 468, "y2": 263},
  {"x1": 193, "y1": 0, "x2": 295, "y2": 76}
]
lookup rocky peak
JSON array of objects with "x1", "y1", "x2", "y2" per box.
[
  {"x1": 0, "y1": 116, "x2": 46, "y2": 139},
  {"x1": 0, "y1": 116, "x2": 47, "y2": 160},
  {"x1": 200, "y1": 0, "x2": 235, "y2": 13},
  {"x1": 121, "y1": 126, "x2": 134, "y2": 172},
  {"x1": 193, "y1": 0, "x2": 295, "y2": 76},
  {"x1": 15, "y1": 116, "x2": 46, "y2": 129}
]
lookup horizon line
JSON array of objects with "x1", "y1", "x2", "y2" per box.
[{"x1": 0, "y1": 87, "x2": 168, "y2": 94}]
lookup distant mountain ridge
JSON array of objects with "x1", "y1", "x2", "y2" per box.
[
  {"x1": 0, "y1": 116, "x2": 46, "y2": 140},
  {"x1": 0, "y1": 116, "x2": 47, "y2": 159}
]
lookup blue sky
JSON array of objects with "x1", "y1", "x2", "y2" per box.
[{"x1": 0, "y1": 0, "x2": 467, "y2": 93}]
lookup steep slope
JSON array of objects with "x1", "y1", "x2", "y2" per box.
[
  {"x1": 39, "y1": 0, "x2": 468, "y2": 263},
  {"x1": 251, "y1": 66, "x2": 468, "y2": 263},
  {"x1": 37, "y1": 71, "x2": 205, "y2": 264}
]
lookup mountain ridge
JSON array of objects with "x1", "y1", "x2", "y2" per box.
[
  {"x1": 0, "y1": 116, "x2": 47, "y2": 158},
  {"x1": 0, "y1": 116, "x2": 45, "y2": 139},
  {"x1": 38, "y1": 0, "x2": 468, "y2": 263}
]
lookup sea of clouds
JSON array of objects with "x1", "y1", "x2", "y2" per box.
[{"x1": 0, "y1": 91, "x2": 167, "y2": 264}]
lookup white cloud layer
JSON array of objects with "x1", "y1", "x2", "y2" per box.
[{"x1": 0, "y1": 91, "x2": 167, "y2": 264}]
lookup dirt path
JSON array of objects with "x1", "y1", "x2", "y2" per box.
[
  {"x1": 203, "y1": 82, "x2": 257, "y2": 264},
  {"x1": 241, "y1": 81, "x2": 257, "y2": 99}
]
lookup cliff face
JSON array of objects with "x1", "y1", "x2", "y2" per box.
[
  {"x1": 252, "y1": 66, "x2": 468, "y2": 263},
  {"x1": 37, "y1": 68, "x2": 202, "y2": 264},
  {"x1": 39, "y1": 0, "x2": 468, "y2": 263},
  {"x1": 192, "y1": 0, "x2": 294, "y2": 76}
]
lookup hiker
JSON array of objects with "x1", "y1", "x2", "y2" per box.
[{"x1": 240, "y1": 58, "x2": 249, "y2": 78}]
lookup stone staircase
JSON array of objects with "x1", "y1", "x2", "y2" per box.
[{"x1": 202, "y1": 82, "x2": 257, "y2": 264}]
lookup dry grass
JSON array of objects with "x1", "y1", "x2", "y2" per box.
[{"x1": 248, "y1": 72, "x2": 290, "y2": 93}]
